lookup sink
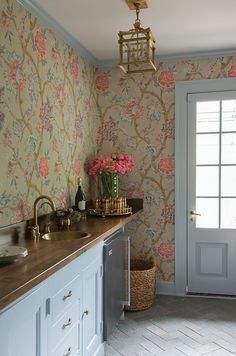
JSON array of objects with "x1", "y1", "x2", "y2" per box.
[{"x1": 41, "y1": 231, "x2": 91, "y2": 241}]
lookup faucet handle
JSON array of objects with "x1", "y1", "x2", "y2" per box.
[{"x1": 28, "y1": 225, "x2": 40, "y2": 239}]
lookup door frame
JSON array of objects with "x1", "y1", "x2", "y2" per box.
[{"x1": 175, "y1": 77, "x2": 236, "y2": 295}]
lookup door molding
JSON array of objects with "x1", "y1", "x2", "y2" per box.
[{"x1": 175, "y1": 77, "x2": 236, "y2": 295}]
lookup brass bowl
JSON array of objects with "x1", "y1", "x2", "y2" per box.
[{"x1": 41, "y1": 231, "x2": 91, "y2": 241}]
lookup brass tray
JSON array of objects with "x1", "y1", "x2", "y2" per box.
[{"x1": 89, "y1": 207, "x2": 132, "y2": 217}]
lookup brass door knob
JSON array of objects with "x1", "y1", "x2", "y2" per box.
[{"x1": 190, "y1": 210, "x2": 201, "y2": 216}]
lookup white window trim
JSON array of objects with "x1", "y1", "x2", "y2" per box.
[{"x1": 175, "y1": 77, "x2": 236, "y2": 295}]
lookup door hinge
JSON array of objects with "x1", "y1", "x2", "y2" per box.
[
  {"x1": 100, "y1": 264, "x2": 103, "y2": 278},
  {"x1": 46, "y1": 298, "x2": 51, "y2": 316},
  {"x1": 100, "y1": 320, "x2": 103, "y2": 335}
]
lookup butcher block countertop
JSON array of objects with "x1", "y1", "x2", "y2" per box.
[{"x1": 0, "y1": 199, "x2": 142, "y2": 311}]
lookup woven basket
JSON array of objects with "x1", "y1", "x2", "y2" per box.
[{"x1": 125, "y1": 257, "x2": 157, "y2": 311}]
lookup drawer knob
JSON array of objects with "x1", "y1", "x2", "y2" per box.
[
  {"x1": 82, "y1": 310, "x2": 89, "y2": 318},
  {"x1": 62, "y1": 318, "x2": 72, "y2": 329},
  {"x1": 63, "y1": 347, "x2": 71, "y2": 356},
  {"x1": 63, "y1": 290, "x2": 72, "y2": 301}
]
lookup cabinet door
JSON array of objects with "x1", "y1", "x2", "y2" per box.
[
  {"x1": 82, "y1": 257, "x2": 103, "y2": 356},
  {"x1": 0, "y1": 284, "x2": 47, "y2": 356}
]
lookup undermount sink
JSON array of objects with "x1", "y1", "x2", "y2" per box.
[{"x1": 41, "y1": 231, "x2": 91, "y2": 241}]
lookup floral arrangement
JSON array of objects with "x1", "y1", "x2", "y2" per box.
[
  {"x1": 88, "y1": 153, "x2": 135, "y2": 176},
  {"x1": 87, "y1": 153, "x2": 135, "y2": 198}
]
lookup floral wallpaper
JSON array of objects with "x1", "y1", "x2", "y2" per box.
[
  {"x1": 95, "y1": 57, "x2": 236, "y2": 281},
  {"x1": 0, "y1": 0, "x2": 98, "y2": 226},
  {"x1": 1, "y1": 0, "x2": 236, "y2": 282}
]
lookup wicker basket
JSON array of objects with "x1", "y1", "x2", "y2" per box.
[{"x1": 125, "y1": 257, "x2": 157, "y2": 311}]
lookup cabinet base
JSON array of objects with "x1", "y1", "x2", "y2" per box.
[{"x1": 94, "y1": 343, "x2": 105, "y2": 356}]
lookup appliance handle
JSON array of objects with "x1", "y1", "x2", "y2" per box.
[{"x1": 123, "y1": 236, "x2": 130, "y2": 306}]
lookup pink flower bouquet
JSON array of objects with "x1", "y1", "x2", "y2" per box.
[
  {"x1": 87, "y1": 154, "x2": 135, "y2": 198},
  {"x1": 88, "y1": 153, "x2": 135, "y2": 176}
]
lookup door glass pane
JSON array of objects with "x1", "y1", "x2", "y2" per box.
[
  {"x1": 221, "y1": 166, "x2": 236, "y2": 196},
  {"x1": 221, "y1": 198, "x2": 236, "y2": 228},
  {"x1": 222, "y1": 100, "x2": 236, "y2": 132},
  {"x1": 197, "y1": 101, "x2": 220, "y2": 133},
  {"x1": 196, "y1": 198, "x2": 219, "y2": 228},
  {"x1": 196, "y1": 167, "x2": 219, "y2": 196},
  {"x1": 221, "y1": 133, "x2": 236, "y2": 164},
  {"x1": 196, "y1": 134, "x2": 219, "y2": 165}
]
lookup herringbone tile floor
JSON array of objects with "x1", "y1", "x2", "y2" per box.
[{"x1": 105, "y1": 296, "x2": 236, "y2": 356}]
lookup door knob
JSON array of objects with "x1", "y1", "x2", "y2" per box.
[{"x1": 190, "y1": 210, "x2": 201, "y2": 216}]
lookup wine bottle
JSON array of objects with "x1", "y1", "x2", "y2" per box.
[{"x1": 75, "y1": 177, "x2": 86, "y2": 214}]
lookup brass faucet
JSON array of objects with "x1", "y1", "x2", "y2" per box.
[{"x1": 30, "y1": 195, "x2": 56, "y2": 239}]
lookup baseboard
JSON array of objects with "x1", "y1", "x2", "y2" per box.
[{"x1": 156, "y1": 281, "x2": 176, "y2": 295}]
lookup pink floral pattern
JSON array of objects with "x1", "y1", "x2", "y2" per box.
[
  {"x1": 95, "y1": 75, "x2": 109, "y2": 93},
  {"x1": 7, "y1": 161, "x2": 15, "y2": 177},
  {"x1": 15, "y1": 199, "x2": 32, "y2": 221},
  {"x1": 122, "y1": 99, "x2": 144, "y2": 121},
  {"x1": 157, "y1": 157, "x2": 174, "y2": 176},
  {"x1": 0, "y1": 11, "x2": 11, "y2": 28},
  {"x1": 38, "y1": 156, "x2": 49, "y2": 181},
  {"x1": 157, "y1": 70, "x2": 175, "y2": 88},
  {"x1": 73, "y1": 159, "x2": 80, "y2": 176},
  {"x1": 227, "y1": 64, "x2": 236, "y2": 77},
  {"x1": 8, "y1": 60, "x2": 26, "y2": 91},
  {"x1": 55, "y1": 84, "x2": 66, "y2": 108},
  {"x1": 157, "y1": 242, "x2": 174, "y2": 260},
  {"x1": 34, "y1": 30, "x2": 46, "y2": 59},
  {"x1": 38, "y1": 102, "x2": 53, "y2": 135},
  {"x1": 1, "y1": 0, "x2": 97, "y2": 228},
  {"x1": 70, "y1": 56, "x2": 79, "y2": 80}
]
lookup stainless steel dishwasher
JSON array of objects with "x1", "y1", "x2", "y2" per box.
[{"x1": 103, "y1": 228, "x2": 130, "y2": 340}]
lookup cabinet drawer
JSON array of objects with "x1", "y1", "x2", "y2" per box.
[
  {"x1": 52, "y1": 325, "x2": 80, "y2": 356},
  {"x1": 49, "y1": 301, "x2": 79, "y2": 351},
  {"x1": 51, "y1": 274, "x2": 81, "y2": 321}
]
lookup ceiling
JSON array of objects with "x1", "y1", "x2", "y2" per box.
[{"x1": 31, "y1": 0, "x2": 236, "y2": 62}]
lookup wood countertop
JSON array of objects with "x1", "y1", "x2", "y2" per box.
[{"x1": 0, "y1": 199, "x2": 142, "y2": 311}]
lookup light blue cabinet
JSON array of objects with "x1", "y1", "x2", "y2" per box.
[
  {"x1": 0, "y1": 241, "x2": 104, "y2": 356},
  {"x1": 82, "y1": 255, "x2": 103, "y2": 356},
  {"x1": 0, "y1": 284, "x2": 47, "y2": 356}
]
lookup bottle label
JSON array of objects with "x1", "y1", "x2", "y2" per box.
[{"x1": 78, "y1": 200, "x2": 86, "y2": 211}]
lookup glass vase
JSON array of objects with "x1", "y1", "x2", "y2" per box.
[{"x1": 98, "y1": 172, "x2": 119, "y2": 199}]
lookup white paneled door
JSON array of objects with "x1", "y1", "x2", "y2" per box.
[{"x1": 187, "y1": 91, "x2": 236, "y2": 295}]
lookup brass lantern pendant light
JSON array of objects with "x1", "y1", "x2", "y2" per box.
[{"x1": 118, "y1": 0, "x2": 157, "y2": 74}]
